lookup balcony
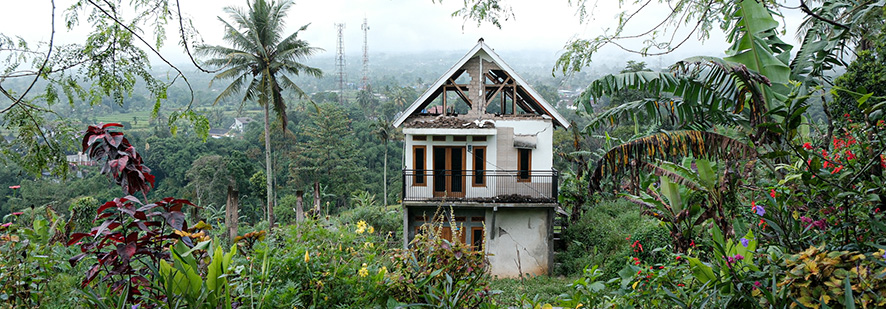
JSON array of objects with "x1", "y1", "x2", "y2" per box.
[{"x1": 402, "y1": 169, "x2": 559, "y2": 203}]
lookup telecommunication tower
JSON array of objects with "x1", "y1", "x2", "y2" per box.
[
  {"x1": 360, "y1": 18, "x2": 370, "y2": 91},
  {"x1": 335, "y1": 23, "x2": 347, "y2": 104}
]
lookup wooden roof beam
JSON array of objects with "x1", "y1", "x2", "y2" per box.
[
  {"x1": 485, "y1": 77, "x2": 512, "y2": 103},
  {"x1": 447, "y1": 77, "x2": 473, "y2": 108}
]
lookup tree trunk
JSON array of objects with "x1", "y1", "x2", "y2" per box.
[
  {"x1": 296, "y1": 190, "x2": 304, "y2": 223},
  {"x1": 313, "y1": 180, "x2": 321, "y2": 215},
  {"x1": 383, "y1": 140, "x2": 388, "y2": 206},
  {"x1": 225, "y1": 186, "x2": 239, "y2": 241},
  {"x1": 263, "y1": 103, "x2": 275, "y2": 228}
]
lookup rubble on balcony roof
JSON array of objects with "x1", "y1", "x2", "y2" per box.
[{"x1": 405, "y1": 116, "x2": 495, "y2": 129}]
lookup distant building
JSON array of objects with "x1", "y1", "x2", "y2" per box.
[
  {"x1": 394, "y1": 39, "x2": 570, "y2": 278},
  {"x1": 66, "y1": 152, "x2": 95, "y2": 166},
  {"x1": 230, "y1": 117, "x2": 255, "y2": 133},
  {"x1": 209, "y1": 128, "x2": 230, "y2": 139}
]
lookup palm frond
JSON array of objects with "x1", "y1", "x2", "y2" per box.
[
  {"x1": 212, "y1": 73, "x2": 251, "y2": 105},
  {"x1": 639, "y1": 160, "x2": 703, "y2": 192},
  {"x1": 580, "y1": 57, "x2": 770, "y2": 132},
  {"x1": 589, "y1": 130, "x2": 757, "y2": 192}
]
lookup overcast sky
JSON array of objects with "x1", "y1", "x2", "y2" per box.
[{"x1": 2, "y1": 0, "x2": 807, "y2": 68}]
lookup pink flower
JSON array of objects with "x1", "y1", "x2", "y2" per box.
[
  {"x1": 1, "y1": 222, "x2": 11, "y2": 228},
  {"x1": 8, "y1": 185, "x2": 20, "y2": 190},
  {"x1": 11, "y1": 212, "x2": 23, "y2": 216}
]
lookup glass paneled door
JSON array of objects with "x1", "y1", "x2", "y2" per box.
[{"x1": 433, "y1": 146, "x2": 466, "y2": 197}]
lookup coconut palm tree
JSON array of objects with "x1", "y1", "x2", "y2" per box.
[{"x1": 197, "y1": 0, "x2": 321, "y2": 228}]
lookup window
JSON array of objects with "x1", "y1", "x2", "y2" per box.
[
  {"x1": 471, "y1": 227, "x2": 485, "y2": 250},
  {"x1": 453, "y1": 136, "x2": 467, "y2": 142},
  {"x1": 472, "y1": 146, "x2": 486, "y2": 186},
  {"x1": 472, "y1": 136, "x2": 486, "y2": 142},
  {"x1": 413, "y1": 146, "x2": 427, "y2": 186},
  {"x1": 517, "y1": 148, "x2": 531, "y2": 182},
  {"x1": 416, "y1": 225, "x2": 465, "y2": 244}
]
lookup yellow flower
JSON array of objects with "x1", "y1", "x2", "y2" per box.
[
  {"x1": 379, "y1": 266, "x2": 387, "y2": 276},
  {"x1": 358, "y1": 266, "x2": 369, "y2": 277},
  {"x1": 364, "y1": 242, "x2": 374, "y2": 249},
  {"x1": 368, "y1": 226, "x2": 375, "y2": 234},
  {"x1": 355, "y1": 220, "x2": 367, "y2": 234},
  {"x1": 304, "y1": 251, "x2": 310, "y2": 263}
]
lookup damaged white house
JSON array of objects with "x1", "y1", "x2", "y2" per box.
[{"x1": 394, "y1": 39, "x2": 570, "y2": 277}]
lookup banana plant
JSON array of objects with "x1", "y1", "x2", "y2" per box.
[
  {"x1": 156, "y1": 240, "x2": 236, "y2": 309},
  {"x1": 623, "y1": 174, "x2": 702, "y2": 253},
  {"x1": 621, "y1": 157, "x2": 745, "y2": 251}
]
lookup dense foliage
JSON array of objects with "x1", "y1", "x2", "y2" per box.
[{"x1": 3, "y1": 0, "x2": 886, "y2": 308}]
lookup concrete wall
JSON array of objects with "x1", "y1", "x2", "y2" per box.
[
  {"x1": 494, "y1": 119, "x2": 554, "y2": 171},
  {"x1": 403, "y1": 206, "x2": 554, "y2": 278},
  {"x1": 486, "y1": 207, "x2": 552, "y2": 277}
]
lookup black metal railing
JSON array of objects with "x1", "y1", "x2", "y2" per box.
[{"x1": 402, "y1": 169, "x2": 558, "y2": 202}]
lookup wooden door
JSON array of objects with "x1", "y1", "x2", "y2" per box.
[{"x1": 433, "y1": 146, "x2": 466, "y2": 197}]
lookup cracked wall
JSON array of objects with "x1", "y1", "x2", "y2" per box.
[{"x1": 486, "y1": 208, "x2": 552, "y2": 277}]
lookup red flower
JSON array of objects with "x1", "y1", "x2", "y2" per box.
[
  {"x1": 677, "y1": 283, "x2": 685, "y2": 287},
  {"x1": 846, "y1": 151, "x2": 856, "y2": 161},
  {"x1": 689, "y1": 240, "x2": 695, "y2": 247},
  {"x1": 676, "y1": 256, "x2": 681, "y2": 260},
  {"x1": 802, "y1": 142, "x2": 812, "y2": 150},
  {"x1": 831, "y1": 165, "x2": 843, "y2": 174},
  {"x1": 770, "y1": 189, "x2": 776, "y2": 198}
]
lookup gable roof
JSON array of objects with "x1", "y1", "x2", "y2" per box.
[{"x1": 393, "y1": 39, "x2": 570, "y2": 129}]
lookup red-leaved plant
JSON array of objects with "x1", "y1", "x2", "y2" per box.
[
  {"x1": 68, "y1": 124, "x2": 197, "y2": 305},
  {"x1": 82, "y1": 123, "x2": 155, "y2": 198}
]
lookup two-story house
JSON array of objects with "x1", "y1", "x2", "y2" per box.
[{"x1": 394, "y1": 39, "x2": 570, "y2": 277}]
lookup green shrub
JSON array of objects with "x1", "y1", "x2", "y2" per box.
[
  {"x1": 239, "y1": 219, "x2": 390, "y2": 308},
  {"x1": 338, "y1": 192, "x2": 402, "y2": 240},
  {"x1": 275, "y1": 194, "x2": 300, "y2": 225},
  {"x1": 557, "y1": 199, "x2": 670, "y2": 277},
  {"x1": 67, "y1": 196, "x2": 98, "y2": 234}
]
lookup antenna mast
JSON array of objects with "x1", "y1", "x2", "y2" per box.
[
  {"x1": 361, "y1": 17, "x2": 370, "y2": 91},
  {"x1": 335, "y1": 23, "x2": 347, "y2": 104}
]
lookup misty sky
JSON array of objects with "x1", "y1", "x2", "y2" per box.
[{"x1": 2, "y1": 0, "x2": 807, "y2": 68}]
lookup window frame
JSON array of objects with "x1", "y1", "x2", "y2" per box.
[
  {"x1": 517, "y1": 148, "x2": 532, "y2": 182},
  {"x1": 413, "y1": 145, "x2": 427, "y2": 186},
  {"x1": 472, "y1": 146, "x2": 487, "y2": 187}
]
